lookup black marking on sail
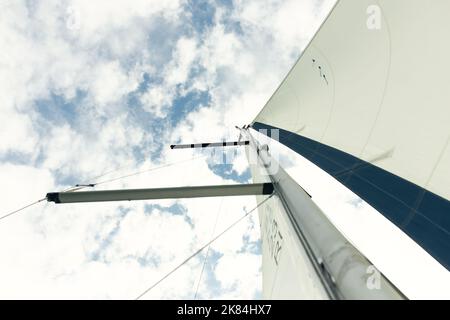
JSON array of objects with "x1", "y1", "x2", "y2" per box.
[{"x1": 253, "y1": 121, "x2": 450, "y2": 271}]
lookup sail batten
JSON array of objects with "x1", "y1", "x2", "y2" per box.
[{"x1": 252, "y1": 0, "x2": 450, "y2": 270}]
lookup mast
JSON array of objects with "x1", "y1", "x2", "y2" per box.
[{"x1": 242, "y1": 126, "x2": 404, "y2": 299}]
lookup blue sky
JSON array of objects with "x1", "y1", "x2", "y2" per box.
[{"x1": 0, "y1": 0, "x2": 339, "y2": 299}]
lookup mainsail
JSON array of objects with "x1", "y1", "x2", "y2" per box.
[{"x1": 252, "y1": 0, "x2": 450, "y2": 271}]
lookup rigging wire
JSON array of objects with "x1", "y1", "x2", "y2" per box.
[
  {"x1": 0, "y1": 198, "x2": 46, "y2": 222},
  {"x1": 58, "y1": 164, "x2": 134, "y2": 193},
  {"x1": 55, "y1": 154, "x2": 206, "y2": 193},
  {"x1": 60, "y1": 153, "x2": 207, "y2": 194},
  {"x1": 193, "y1": 197, "x2": 224, "y2": 299},
  {"x1": 135, "y1": 194, "x2": 273, "y2": 300},
  {"x1": 0, "y1": 154, "x2": 207, "y2": 224},
  {"x1": 79, "y1": 154, "x2": 208, "y2": 188}
]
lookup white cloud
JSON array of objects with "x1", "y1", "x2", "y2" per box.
[
  {"x1": 166, "y1": 37, "x2": 198, "y2": 86},
  {"x1": 0, "y1": 110, "x2": 37, "y2": 155},
  {"x1": 140, "y1": 36, "x2": 200, "y2": 117},
  {"x1": 140, "y1": 86, "x2": 173, "y2": 117},
  {"x1": 7, "y1": 0, "x2": 443, "y2": 302},
  {"x1": 91, "y1": 61, "x2": 138, "y2": 108},
  {"x1": 214, "y1": 252, "x2": 261, "y2": 299},
  {"x1": 0, "y1": 164, "x2": 54, "y2": 213}
]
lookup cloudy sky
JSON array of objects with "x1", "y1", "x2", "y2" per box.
[
  {"x1": 0, "y1": 0, "x2": 340, "y2": 299},
  {"x1": 0, "y1": 0, "x2": 448, "y2": 300}
]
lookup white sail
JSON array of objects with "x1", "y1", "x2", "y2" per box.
[
  {"x1": 252, "y1": 0, "x2": 450, "y2": 271},
  {"x1": 245, "y1": 128, "x2": 404, "y2": 299}
]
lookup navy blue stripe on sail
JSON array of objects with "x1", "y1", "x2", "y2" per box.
[{"x1": 252, "y1": 121, "x2": 450, "y2": 271}]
